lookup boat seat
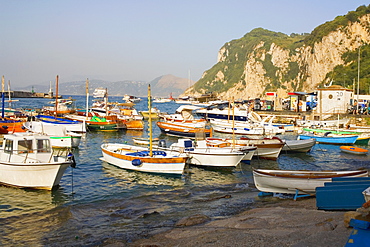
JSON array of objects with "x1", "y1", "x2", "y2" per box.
[{"x1": 126, "y1": 151, "x2": 167, "y2": 157}]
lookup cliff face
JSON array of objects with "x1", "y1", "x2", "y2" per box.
[{"x1": 185, "y1": 8, "x2": 370, "y2": 100}]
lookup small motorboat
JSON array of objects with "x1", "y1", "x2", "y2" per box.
[{"x1": 340, "y1": 146, "x2": 368, "y2": 155}]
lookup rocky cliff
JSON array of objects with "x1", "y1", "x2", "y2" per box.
[{"x1": 185, "y1": 5, "x2": 370, "y2": 100}]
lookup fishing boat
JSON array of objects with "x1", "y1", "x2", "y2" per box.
[
  {"x1": 340, "y1": 146, "x2": 368, "y2": 155},
  {"x1": 206, "y1": 136, "x2": 285, "y2": 160},
  {"x1": 86, "y1": 115, "x2": 125, "y2": 131},
  {"x1": 281, "y1": 138, "x2": 316, "y2": 153},
  {"x1": 298, "y1": 134, "x2": 358, "y2": 145},
  {"x1": 36, "y1": 114, "x2": 86, "y2": 133},
  {"x1": 157, "y1": 121, "x2": 212, "y2": 138},
  {"x1": 23, "y1": 121, "x2": 82, "y2": 148},
  {"x1": 159, "y1": 105, "x2": 205, "y2": 123},
  {"x1": 100, "y1": 85, "x2": 188, "y2": 175},
  {"x1": 168, "y1": 139, "x2": 252, "y2": 167},
  {"x1": 133, "y1": 137, "x2": 159, "y2": 145},
  {"x1": 0, "y1": 133, "x2": 76, "y2": 190},
  {"x1": 139, "y1": 107, "x2": 161, "y2": 119},
  {"x1": 253, "y1": 169, "x2": 369, "y2": 195}
]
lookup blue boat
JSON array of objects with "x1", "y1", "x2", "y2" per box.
[
  {"x1": 298, "y1": 134, "x2": 358, "y2": 145},
  {"x1": 316, "y1": 177, "x2": 370, "y2": 210}
]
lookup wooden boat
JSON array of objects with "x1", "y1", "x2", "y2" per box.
[
  {"x1": 133, "y1": 137, "x2": 159, "y2": 145},
  {"x1": 206, "y1": 136, "x2": 284, "y2": 160},
  {"x1": 139, "y1": 108, "x2": 161, "y2": 119},
  {"x1": 298, "y1": 134, "x2": 358, "y2": 145},
  {"x1": 157, "y1": 121, "x2": 212, "y2": 138},
  {"x1": 253, "y1": 169, "x2": 369, "y2": 195},
  {"x1": 0, "y1": 133, "x2": 76, "y2": 190},
  {"x1": 101, "y1": 85, "x2": 188, "y2": 175},
  {"x1": 86, "y1": 115, "x2": 124, "y2": 131},
  {"x1": 0, "y1": 118, "x2": 27, "y2": 133},
  {"x1": 281, "y1": 138, "x2": 316, "y2": 153},
  {"x1": 159, "y1": 105, "x2": 205, "y2": 123},
  {"x1": 340, "y1": 146, "x2": 368, "y2": 155},
  {"x1": 168, "y1": 139, "x2": 251, "y2": 167}
]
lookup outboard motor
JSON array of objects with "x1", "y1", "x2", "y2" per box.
[{"x1": 158, "y1": 139, "x2": 167, "y2": 148}]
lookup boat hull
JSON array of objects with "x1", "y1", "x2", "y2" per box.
[
  {"x1": 298, "y1": 134, "x2": 358, "y2": 144},
  {"x1": 0, "y1": 161, "x2": 71, "y2": 190},
  {"x1": 340, "y1": 146, "x2": 368, "y2": 155},
  {"x1": 281, "y1": 138, "x2": 316, "y2": 153},
  {"x1": 253, "y1": 169, "x2": 369, "y2": 194},
  {"x1": 157, "y1": 121, "x2": 212, "y2": 138},
  {"x1": 101, "y1": 143, "x2": 187, "y2": 175}
]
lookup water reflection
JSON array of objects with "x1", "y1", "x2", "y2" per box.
[{"x1": 0, "y1": 186, "x2": 68, "y2": 218}]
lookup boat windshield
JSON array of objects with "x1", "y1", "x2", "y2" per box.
[
  {"x1": 37, "y1": 139, "x2": 51, "y2": 153},
  {"x1": 18, "y1": 140, "x2": 33, "y2": 154},
  {"x1": 4, "y1": 139, "x2": 13, "y2": 153}
]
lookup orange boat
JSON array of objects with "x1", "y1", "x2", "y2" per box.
[
  {"x1": 0, "y1": 119, "x2": 27, "y2": 133},
  {"x1": 340, "y1": 146, "x2": 368, "y2": 155}
]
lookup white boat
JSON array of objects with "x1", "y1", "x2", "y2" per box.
[
  {"x1": 0, "y1": 133, "x2": 76, "y2": 190},
  {"x1": 153, "y1": 98, "x2": 172, "y2": 103},
  {"x1": 159, "y1": 105, "x2": 204, "y2": 123},
  {"x1": 100, "y1": 84, "x2": 188, "y2": 175},
  {"x1": 23, "y1": 121, "x2": 82, "y2": 148},
  {"x1": 168, "y1": 139, "x2": 250, "y2": 167},
  {"x1": 133, "y1": 137, "x2": 159, "y2": 145},
  {"x1": 101, "y1": 143, "x2": 188, "y2": 174},
  {"x1": 207, "y1": 137, "x2": 285, "y2": 160},
  {"x1": 210, "y1": 116, "x2": 285, "y2": 136},
  {"x1": 123, "y1": 94, "x2": 141, "y2": 103},
  {"x1": 253, "y1": 169, "x2": 369, "y2": 195},
  {"x1": 281, "y1": 138, "x2": 316, "y2": 153},
  {"x1": 196, "y1": 102, "x2": 250, "y2": 122}
]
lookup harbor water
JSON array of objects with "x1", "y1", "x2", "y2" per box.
[{"x1": 1, "y1": 95, "x2": 369, "y2": 246}]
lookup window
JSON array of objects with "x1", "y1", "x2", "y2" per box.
[
  {"x1": 4, "y1": 140, "x2": 13, "y2": 153},
  {"x1": 37, "y1": 139, "x2": 51, "y2": 153},
  {"x1": 18, "y1": 140, "x2": 32, "y2": 154}
]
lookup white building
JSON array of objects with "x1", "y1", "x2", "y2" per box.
[{"x1": 315, "y1": 85, "x2": 353, "y2": 118}]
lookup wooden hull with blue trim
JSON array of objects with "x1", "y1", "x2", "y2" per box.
[{"x1": 100, "y1": 143, "x2": 188, "y2": 174}]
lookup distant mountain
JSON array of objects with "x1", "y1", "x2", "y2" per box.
[
  {"x1": 13, "y1": 74, "x2": 195, "y2": 97},
  {"x1": 150, "y1": 74, "x2": 195, "y2": 97}
]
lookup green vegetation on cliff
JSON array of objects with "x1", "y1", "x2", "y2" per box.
[{"x1": 192, "y1": 4, "x2": 370, "y2": 96}]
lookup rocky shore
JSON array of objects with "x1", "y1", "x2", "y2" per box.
[{"x1": 101, "y1": 197, "x2": 357, "y2": 247}]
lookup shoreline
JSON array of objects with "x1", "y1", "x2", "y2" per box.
[{"x1": 109, "y1": 197, "x2": 353, "y2": 247}]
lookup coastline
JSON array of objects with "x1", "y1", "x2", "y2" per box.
[{"x1": 112, "y1": 197, "x2": 353, "y2": 247}]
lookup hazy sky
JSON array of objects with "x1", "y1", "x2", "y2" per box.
[{"x1": 1, "y1": 0, "x2": 368, "y2": 87}]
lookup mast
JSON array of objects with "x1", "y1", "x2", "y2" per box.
[
  {"x1": 357, "y1": 45, "x2": 360, "y2": 113},
  {"x1": 1, "y1": 75, "x2": 5, "y2": 118},
  {"x1": 86, "y1": 78, "x2": 89, "y2": 117},
  {"x1": 55, "y1": 75, "x2": 59, "y2": 116},
  {"x1": 232, "y1": 97, "x2": 235, "y2": 148},
  {"x1": 148, "y1": 84, "x2": 153, "y2": 157}
]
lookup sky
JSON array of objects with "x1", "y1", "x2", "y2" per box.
[{"x1": 1, "y1": 0, "x2": 369, "y2": 88}]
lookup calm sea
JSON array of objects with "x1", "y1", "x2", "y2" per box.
[{"x1": 0, "y1": 95, "x2": 369, "y2": 246}]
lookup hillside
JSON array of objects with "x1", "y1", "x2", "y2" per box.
[{"x1": 184, "y1": 5, "x2": 370, "y2": 100}]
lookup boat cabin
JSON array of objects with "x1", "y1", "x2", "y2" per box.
[{"x1": 1, "y1": 133, "x2": 52, "y2": 163}]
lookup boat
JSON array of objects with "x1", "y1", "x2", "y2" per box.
[
  {"x1": 100, "y1": 84, "x2": 188, "y2": 175},
  {"x1": 298, "y1": 134, "x2": 358, "y2": 145},
  {"x1": 123, "y1": 94, "x2": 141, "y2": 103},
  {"x1": 168, "y1": 139, "x2": 252, "y2": 167},
  {"x1": 196, "y1": 101, "x2": 250, "y2": 122},
  {"x1": 281, "y1": 138, "x2": 316, "y2": 153},
  {"x1": 340, "y1": 146, "x2": 368, "y2": 155},
  {"x1": 36, "y1": 114, "x2": 86, "y2": 133},
  {"x1": 206, "y1": 136, "x2": 285, "y2": 160},
  {"x1": 133, "y1": 137, "x2": 159, "y2": 145},
  {"x1": 86, "y1": 115, "x2": 125, "y2": 131},
  {"x1": 139, "y1": 107, "x2": 161, "y2": 119},
  {"x1": 159, "y1": 105, "x2": 206, "y2": 124},
  {"x1": 253, "y1": 169, "x2": 369, "y2": 195},
  {"x1": 316, "y1": 177, "x2": 370, "y2": 210},
  {"x1": 23, "y1": 121, "x2": 82, "y2": 148},
  {"x1": 0, "y1": 133, "x2": 76, "y2": 190},
  {"x1": 153, "y1": 97, "x2": 172, "y2": 103},
  {"x1": 157, "y1": 121, "x2": 212, "y2": 138}
]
